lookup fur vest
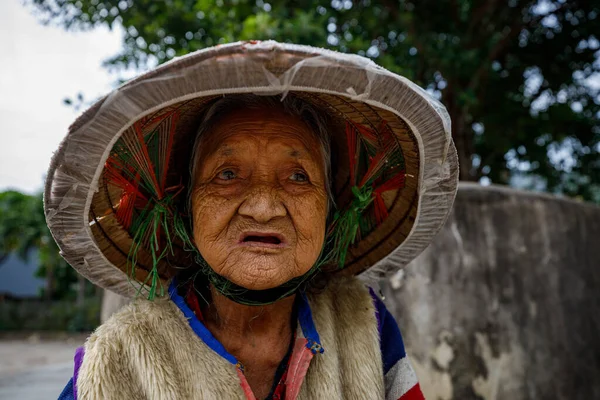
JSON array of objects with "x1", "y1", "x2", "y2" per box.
[{"x1": 76, "y1": 277, "x2": 384, "y2": 399}]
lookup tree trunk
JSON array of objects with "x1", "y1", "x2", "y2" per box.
[
  {"x1": 444, "y1": 85, "x2": 475, "y2": 181},
  {"x1": 452, "y1": 112, "x2": 474, "y2": 181}
]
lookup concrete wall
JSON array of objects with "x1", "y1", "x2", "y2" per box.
[
  {"x1": 381, "y1": 183, "x2": 600, "y2": 400},
  {"x1": 100, "y1": 290, "x2": 129, "y2": 323}
]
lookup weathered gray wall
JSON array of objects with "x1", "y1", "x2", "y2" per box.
[
  {"x1": 100, "y1": 290, "x2": 129, "y2": 323},
  {"x1": 382, "y1": 183, "x2": 600, "y2": 400}
]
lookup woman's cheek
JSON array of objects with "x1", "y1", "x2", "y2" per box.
[
  {"x1": 192, "y1": 195, "x2": 232, "y2": 248},
  {"x1": 291, "y1": 195, "x2": 327, "y2": 253}
]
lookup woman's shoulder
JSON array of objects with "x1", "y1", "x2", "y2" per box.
[
  {"x1": 307, "y1": 274, "x2": 377, "y2": 304},
  {"x1": 87, "y1": 297, "x2": 181, "y2": 348},
  {"x1": 316, "y1": 274, "x2": 372, "y2": 297},
  {"x1": 307, "y1": 275, "x2": 378, "y2": 329}
]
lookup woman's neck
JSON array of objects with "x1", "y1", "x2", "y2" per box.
[
  {"x1": 203, "y1": 284, "x2": 296, "y2": 340},
  {"x1": 201, "y1": 285, "x2": 298, "y2": 399}
]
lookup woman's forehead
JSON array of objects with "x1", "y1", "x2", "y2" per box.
[{"x1": 199, "y1": 108, "x2": 322, "y2": 160}]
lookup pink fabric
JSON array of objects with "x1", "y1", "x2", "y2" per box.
[
  {"x1": 236, "y1": 367, "x2": 257, "y2": 400},
  {"x1": 284, "y1": 339, "x2": 314, "y2": 400}
]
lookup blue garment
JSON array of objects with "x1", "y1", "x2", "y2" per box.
[
  {"x1": 57, "y1": 378, "x2": 74, "y2": 400},
  {"x1": 370, "y1": 288, "x2": 407, "y2": 374}
]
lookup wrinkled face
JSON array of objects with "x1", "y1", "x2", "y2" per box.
[{"x1": 191, "y1": 107, "x2": 328, "y2": 290}]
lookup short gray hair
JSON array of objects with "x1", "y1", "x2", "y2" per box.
[{"x1": 189, "y1": 94, "x2": 334, "y2": 212}]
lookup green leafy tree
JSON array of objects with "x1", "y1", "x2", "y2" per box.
[
  {"x1": 0, "y1": 191, "x2": 43, "y2": 264},
  {"x1": 25, "y1": 0, "x2": 600, "y2": 201},
  {"x1": 0, "y1": 191, "x2": 76, "y2": 299}
]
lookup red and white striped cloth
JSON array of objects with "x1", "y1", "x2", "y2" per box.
[
  {"x1": 371, "y1": 289, "x2": 424, "y2": 400},
  {"x1": 384, "y1": 355, "x2": 424, "y2": 400}
]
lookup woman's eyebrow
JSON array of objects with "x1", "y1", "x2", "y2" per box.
[
  {"x1": 215, "y1": 145, "x2": 235, "y2": 157},
  {"x1": 288, "y1": 147, "x2": 321, "y2": 161},
  {"x1": 280, "y1": 142, "x2": 311, "y2": 158}
]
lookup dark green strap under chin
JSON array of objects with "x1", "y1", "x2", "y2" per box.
[{"x1": 191, "y1": 250, "x2": 326, "y2": 306}]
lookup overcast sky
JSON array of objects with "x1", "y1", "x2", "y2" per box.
[{"x1": 0, "y1": 0, "x2": 123, "y2": 193}]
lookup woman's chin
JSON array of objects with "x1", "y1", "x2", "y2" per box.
[
  {"x1": 228, "y1": 272, "x2": 292, "y2": 291},
  {"x1": 209, "y1": 251, "x2": 302, "y2": 290},
  {"x1": 206, "y1": 249, "x2": 317, "y2": 291},
  {"x1": 222, "y1": 263, "x2": 303, "y2": 291}
]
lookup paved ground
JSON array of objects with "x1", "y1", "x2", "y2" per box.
[{"x1": 0, "y1": 334, "x2": 87, "y2": 399}]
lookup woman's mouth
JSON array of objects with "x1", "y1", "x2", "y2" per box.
[{"x1": 238, "y1": 232, "x2": 287, "y2": 249}]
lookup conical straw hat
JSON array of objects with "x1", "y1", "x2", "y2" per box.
[{"x1": 44, "y1": 41, "x2": 458, "y2": 297}]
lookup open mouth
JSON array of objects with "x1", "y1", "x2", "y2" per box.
[
  {"x1": 243, "y1": 235, "x2": 281, "y2": 244},
  {"x1": 239, "y1": 232, "x2": 286, "y2": 248}
]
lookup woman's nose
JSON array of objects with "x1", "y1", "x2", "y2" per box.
[{"x1": 238, "y1": 185, "x2": 287, "y2": 223}]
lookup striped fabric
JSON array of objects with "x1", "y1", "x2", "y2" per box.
[{"x1": 371, "y1": 289, "x2": 425, "y2": 400}]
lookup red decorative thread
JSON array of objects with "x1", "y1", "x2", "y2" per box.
[
  {"x1": 373, "y1": 193, "x2": 387, "y2": 225},
  {"x1": 105, "y1": 158, "x2": 147, "y2": 229},
  {"x1": 160, "y1": 111, "x2": 179, "y2": 190},
  {"x1": 351, "y1": 120, "x2": 400, "y2": 188},
  {"x1": 372, "y1": 172, "x2": 406, "y2": 224},
  {"x1": 104, "y1": 107, "x2": 183, "y2": 231},
  {"x1": 359, "y1": 149, "x2": 388, "y2": 187},
  {"x1": 345, "y1": 121, "x2": 358, "y2": 186},
  {"x1": 378, "y1": 119, "x2": 395, "y2": 144},
  {"x1": 140, "y1": 108, "x2": 178, "y2": 131},
  {"x1": 345, "y1": 119, "x2": 406, "y2": 227},
  {"x1": 133, "y1": 122, "x2": 163, "y2": 198},
  {"x1": 374, "y1": 170, "x2": 406, "y2": 193},
  {"x1": 355, "y1": 123, "x2": 379, "y2": 147}
]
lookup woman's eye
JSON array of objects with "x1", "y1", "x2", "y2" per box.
[
  {"x1": 217, "y1": 169, "x2": 236, "y2": 180},
  {"x1": 290, "y1": 171, "x2": 309, "y2": 182}
]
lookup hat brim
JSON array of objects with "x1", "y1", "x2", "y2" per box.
[{"x1": 44, "y1": 41, "x2": 458, "y2": 297}]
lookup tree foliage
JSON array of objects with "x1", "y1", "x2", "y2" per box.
[
  {"x1": 25, "y1": 0, "x2": 600, "y2": 201},
  {"x1": 0, "y1": 191, "x2": 44, "y2": 263},
  {"x1": 0, "y1": 191, "x2": 76, "y2": 299}
]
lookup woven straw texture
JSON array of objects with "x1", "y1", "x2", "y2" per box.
[{"x1": 44, "y1": 41, "x2": 458, "y2": 297}]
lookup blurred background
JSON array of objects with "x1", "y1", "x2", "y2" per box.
[{"x1": 0, "y1": 0, "x2": 598, "y2": 398}]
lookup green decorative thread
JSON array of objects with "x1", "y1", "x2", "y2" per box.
[
  {"x1": 329, "y1": 185, "x2": 374, "y2": 268},
  {"x1": 127, "y1": 194, "x2": 196, "y2": 300}
]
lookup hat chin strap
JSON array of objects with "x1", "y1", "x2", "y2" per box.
[{"x1": 193, "y1": 250, "x2": 326, "y2": 307}]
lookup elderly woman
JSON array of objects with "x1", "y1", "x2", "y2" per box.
[{"x1": 50, "y1": 42, "x2": 458, "y2": 400}]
